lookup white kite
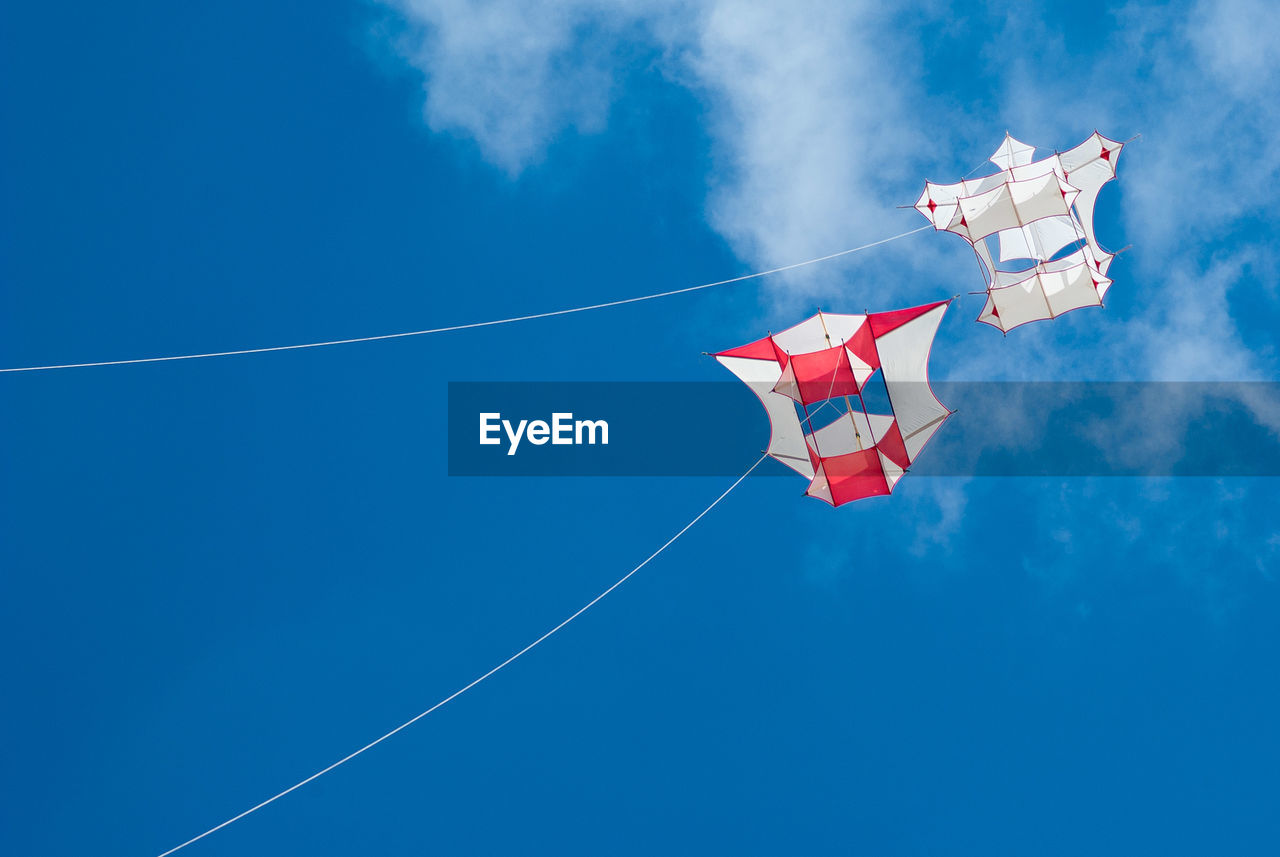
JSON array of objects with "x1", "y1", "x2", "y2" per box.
[{"x1": 915, "y1": 132, "x2": 1124, "y2": 333}]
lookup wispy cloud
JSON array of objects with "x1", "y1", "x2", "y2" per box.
[
  {"x1": 374, "y1": 0, "x2": 1277, "y2": 374},
  {"x1": 373, "y1": 0, "x2": 1280, "y2": 560},
  {"x1": 379, "y1": 0, "x2": 679, "y2": 175},
  {"x1": 375, "y1": 1, "x2": 947, "y2": 304}
]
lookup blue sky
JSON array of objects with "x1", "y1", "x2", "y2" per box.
[{"x1": 3, "y1": 1, "x2": 1279, "y2": 855}]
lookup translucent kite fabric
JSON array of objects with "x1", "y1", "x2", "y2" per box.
[
  {"x1": 715, "y1": 300, "x2": 952, "y2": 507},
  {"x1": 915, "y1": 132, "x2": 1124, "y2": 333}
]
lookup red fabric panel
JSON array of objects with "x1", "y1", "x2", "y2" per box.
[
  {"x1": 867, "y1": 300, "x2": 950, "y2": 337},
  {"x1": 715, "y1": 334, "x2": 779, "y2": 362},
  {"x1": 876, "y1": 419, "x2": 911, "y2": 469},
  {"x1": 788, "y1": 344, "x2": 860, "y2": 405},
  {"x1": 846, "y1": 320, "x2": 880, "y2": 371},
  {"x1": 818, "y1": 448, "x2": 890, "y2": 506}
]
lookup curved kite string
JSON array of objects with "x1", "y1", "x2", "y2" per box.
[
  {"x1": 1, "y1": 226, "x2": 930, "y2": 374},
  {"x1": 154, "y1": 452, "x2": 769, "y2": 857}
]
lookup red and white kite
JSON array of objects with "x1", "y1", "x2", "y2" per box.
[
  {"x1": 915, "y1": 132, "x2": 1124, "y2": 332},
  {"x1": 714, "y1": 300, "x2": 952, "y2": 507}
]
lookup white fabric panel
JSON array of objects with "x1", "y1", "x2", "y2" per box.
[
  {"x1": 973, "y1": 239, "x2": 997, "y2": 282},
  {"x1": 846, "y1": 347, "x2": 875, "y2": 389},
  {"x1": 1011, "y1": 173, "x2": 1079, "y2": 223},
  {"x1": 977, "y1": 293, "x2": 1001, "y2": 329},
  {"x1": 874, "y1": 304, "x2": 950, "y2": 461},
  {"x1": 878, "y1": 451, "x2": 905, "y2": 491},
  {"x1": 806, "y1": 463, "x2": 833, "y2": 504},
  {"x1": 991, "y1": 245, "x2": 1092, "y2": 286},
  {"x1": 1042, "y1": 264, "x2": 1105, "y2": 316},
  {"x1": 772, "y1": 358, "x2": 800, "y2": 402},
  {"x1": 816, "y1": 312, "x2": 866, "y2": 345},
  {"x1": 771, "y1": 313, "x2": 866, "y2": 354},
  {"x1": 948, "y1": 173, "x2": 1077, "y2": 244},
  {"x1": 1059, "y1": 132, "x2": 1121, "y2": 177},
  {"x1": 1007, "y1": 154, "x2": 1064, "y2": 183},
  {"x1": 989, "y1": 134, "x2": 1036, "y2": 170},
  {"x1": 919, "y1": 169, "x2": 1037, "y2": 231},
  {"x1": 915, "y1": 184, "x2": 955, "y2": 229},
  {"x1": 986, "y1": 277, "x2": 1053, "y2": 331},
  {"x1": 985, "y1": 249, "x2": 1109, "y2": 330},
  {"x1": 806, "y1": 410, "x2": 893, "y2": 458},
  {"x1": 716, "y1": 355, "x2": 814, "y2": 479},
  {"x1": 995, "y1": 214, "x2": 1084, "y2": 262},
  {"x1": 949, "y1": 182, "x2": 1021, "y2": 237}
]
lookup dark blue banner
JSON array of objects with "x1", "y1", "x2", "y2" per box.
[{"x1": 447, "y1": 382, "x2": 1280, "y2": 477}]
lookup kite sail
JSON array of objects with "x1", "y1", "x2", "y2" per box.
[
  {"x1": 714, "y1": 300, "x2": 952, "y2": 506},
  {"x1": 915, "y1": 132, "x2": 1124, "y2": 332}
]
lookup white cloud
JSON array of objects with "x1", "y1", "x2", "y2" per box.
[
  {"x1": 376, "y1": 1, "x2": 946, "y2": 304},
  {"x1": 682, "y1": 3, "x2": 932, "y2": 303},
  {"x1": 381, "y1": 0, "x2": 678, "y2": 176}
]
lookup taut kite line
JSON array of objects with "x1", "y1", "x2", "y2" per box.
[
  {"x1": 0, "y1": 225, "x2": 929, "y2": 374},
  {"x1": 155, "y1": 454, "x2": 769, "y2": 857}
]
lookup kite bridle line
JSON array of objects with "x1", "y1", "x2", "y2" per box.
[
  {"x1": 154, "y1": 452, "x2": 769, "y2": 857},
  {"x1": 0, "y1": 226, "x2": 932, "y2": 374}
]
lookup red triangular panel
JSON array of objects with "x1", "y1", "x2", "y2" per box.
[
  {"x1": 867, "y1": 300, "x2": 950, "y2": 337},
  {"x1": 804, "y1": 435, "x2": 822, "y2": 473},
  {"x1": 716, "y1": 334, "x2": 779, "y2": 362},
  {"x1": 875, "y1": 420, "x2": 911, "y2": 469},
  {"x1": 846, "y1": 318, "x2": 880, "y2": 371}
]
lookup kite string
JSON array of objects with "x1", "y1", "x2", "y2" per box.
[
  {"x1": 1, "y1": 226, "x2": 931, "y2": 374},
  {"x1": 155, "y1": 452, "x2": 770, "y2": 857}
]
